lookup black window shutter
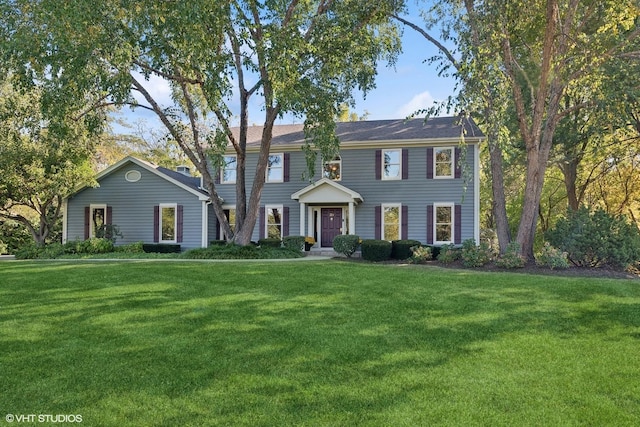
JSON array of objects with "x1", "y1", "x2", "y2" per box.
[
  {"x1": 455, "y1": 147, "x2": 462, "y2": 179},
  {"x1": 374, "y1": 205, "x2": 382, "y2": 240},
  {"x1": 84, "y1": 207, "x2": 90, "y2": 239},
  {"x1": 426, "y1": 148, "x2": 434, "y2": 179},
  {"x1": 259, "y1": 207, "x2": 265, "y2": 240},
  {"x1": 402, "y1": 149, "x2": 409, "y2": 180},
  {"x1": 401, "y1": 206, "x2": 408, "y2": 240},
  {"x1": 283, "y1": 206, "x2": 289, "y2": 236},
  {"x1": 177, "y1": 205, "x2": 184, "y2": 243},
  {"x1": 375, "y1": 150, "x2": 382, "y2": 180},
  {"x1": 153, "y1": 205, "x2": 160, "y2": 243},
  {"x1": 106, "y1": 206, "x2": 113, "y2": 225},
  {"x1": 455, "y1": 204, "x2": 462, "y2": 244},
  {"x1": 426, "y1": 204, "x2": 434, "y2": 244},
  {"x1": 284, "y1": 153, "x2": 290, "y2": 182}
]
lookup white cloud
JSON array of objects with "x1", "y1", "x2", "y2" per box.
[{"x1": 395, "y1": 90, "x2": 437, "y2": 118}]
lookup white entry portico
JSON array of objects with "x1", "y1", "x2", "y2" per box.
[{"x1": 291, "y1": 178, "x2": 364, "y2": 247}]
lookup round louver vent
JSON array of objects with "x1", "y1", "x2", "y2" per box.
[{"x1": 125, "y1": 170, "x2": 141, "y2": 182}]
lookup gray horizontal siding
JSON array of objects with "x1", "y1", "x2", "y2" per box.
[
  {"x1": 66, "y1": 163, "x2": 206, "y2": 249},
  {"x1": 214, "y1": 144, "x2": 477, "y2": 244}
]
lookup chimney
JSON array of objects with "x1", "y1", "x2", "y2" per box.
[{"x1": 176, "y1": 165, "x2": 191, "y2": 176}]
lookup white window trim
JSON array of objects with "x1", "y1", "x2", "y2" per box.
[
  {"x1": 266, "y1": 153, "x2": 284, "y2": 183},
  {"x1": 323, "y1": 155, "x2": 342, "y2": 181},
  {"x1": 434, "y1": 202, "x2": 455, "y2": 245},
  {"x1": 265, "y1": 204, "x2": 284, "y2": 239},
  {"x1": 222, "y1": 155, "x2": 237, "y2": 184},
  {"x1": 159, "y1": 203, "x2": 178, "y2": 244},
  {"x1": 220, "y1": 205, "x2": 236, "y2": 240},
  {"x1": 382, "y1": 203, "x2": 402, "y2": 242},
  {"x1": 434, "y1": 147, "x2": 454, "y2": 179},
  {"x1": 89, "y1": 204, "x2": 107, "y2": 239},
  {"x1": 382, "y1": 149, "x2": 402, "y2": 181}
]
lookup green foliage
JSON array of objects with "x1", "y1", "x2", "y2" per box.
[
  {"x1": 391, "y1": 240, "x2": 422, "y2": 260},
  {"x1": 0, "y1": 241, "x2": 6, "y2": 255},
  {"x1": 209, "y1": 240, "x2": 227, "y2": 246},
  {"x1": 546, "y1": 207, "x2": 640, "y2": 268},
  {"x1": 409, "y1": 245, "x2": 432, "y2": 264},
  {"x1": 96, "y1": 224, "x2": 123, "y2": 243},
  {"x1": 495, "y1": 241, "x2": 525, "y2": 269},
  {"x1": 115, "y1": 241, "x2": 145, "y2": 254},
  {"x1": 282, "y1": 236, "x2": 305, "y2": 252},
  {"x1": 182, "y1": 245, "x2": 303, "y2": 260},
  {"x1": 536, "y1": 242, "x2": 570, "y2": 270},
  {"x1": 0, "y1": 220, "x2": 32, "y2": 254},
  {"x1": 361, "y1": 239, "x2": 392, "y2": 262},
  {"x1": 258, "y1": 238, "x2": 282, "y2": 248},
  {"x1": 332, "y1": 235, "x2": 360, "y2": 258},
  {"x1": 75, "y1": 238, "x2": 115, "y2": 255},
  {"x1": 461, "y1": 239, "x2": 493, "y2": 267},
  {"x1": 437, "y1": 244, "x2": 460, "y2": 264}
]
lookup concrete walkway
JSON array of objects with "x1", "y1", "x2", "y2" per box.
[
  {"x1": 0, "y1": 255, "x2": 335, "y2": 262},
  {"x1": 0, "y1": 255, "x2": 15, "y2": 261}
]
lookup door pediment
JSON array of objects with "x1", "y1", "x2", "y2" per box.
[{"x1": 291, "y1": 178, "x2": 363, "y2": 204}]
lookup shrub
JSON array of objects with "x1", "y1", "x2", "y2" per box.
[
  {"x1": 258, "y1": 238, "x2": 282, "y2": 248},
  {"x1": 361, "y1": 239, "x2": 392, "y2": 262},
  {"x1": 142, "y1": 243, "x2": 181, "y2": 253},
  {"x1": 76, "y1": 238, "x2": 115, "y2": 254},
  {"x1": 409, "y1": 245, "x2": 432, "y2": 264},
  {"x1": 115, "y1": 241, "x2": 145, "y2": 254},
  {"x1": 437, "y1": 244, "x2": 460, "y2": 264},
  {"x1": 546, "y1": 207, "x2": 640, "y2": 268},
  {"x1": 391, "y1": 240, "x2": 422, "y2": 260},
  {"x1": 283, "y1": 235, "x2": 305, "y2": 251},
  {"x1": 14, "y1": 243, "x2": 42, "y2": 259},
  {"x1": 495, "y1": 241, "x2": 525, "y2": 269},
  {"x1": 536, "y1": 242, "x2": 570, "y2": 269},
  {"x1": 461, "y1": 239, "x2": 493, "y2": 267},
  {"x1": 182, "y1": 244, "x2": 303, "y2": 260},
  {"x1": 0, "y1": 240, "x2": 7, "y2": 255},
  {"x1": 333, "y1": 235, "x2": 360, "y2": 258},
  {"x1": 209, "y1": 240, "x2": 227, "y2": 246}
]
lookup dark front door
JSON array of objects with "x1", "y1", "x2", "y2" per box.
[{"x1": 321, "y1": 208, "x2": 343, "y2": 247}]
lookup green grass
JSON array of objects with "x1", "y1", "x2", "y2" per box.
[{"x1": 1, "y1": 261, "x2": 639, "y2": 426}]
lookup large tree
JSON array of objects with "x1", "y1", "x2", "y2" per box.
[
  {"x1": 399, "y1": 0, "x2": 640, "y2": 258},
  {"x1": 0, "y1": 78, "x2": 98, "y2": 246},
  {"x1": 1, "y1": 0, "x2": 404, "y2": 245}
]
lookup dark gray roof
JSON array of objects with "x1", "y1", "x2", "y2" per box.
[
  {"x1": 156, "y1": 166, "x2": 207, "y2": 195},
  {"x1": 236, "y1": 116, "x2": 483, "y2": 147}
]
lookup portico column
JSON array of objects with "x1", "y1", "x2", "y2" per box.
[
  {"x1": 348, "y1": 201, "x2": 355, "y2": 235},
  {"x1": 299, "y1": 202, "x2": 306, "y2": 236}
]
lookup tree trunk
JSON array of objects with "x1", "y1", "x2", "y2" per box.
[
  {"x1": 486, "y1": 116, "x2": 511, "y2": 253},
  {"x1": 560, "y1": 158, "x2": 580, "y2": 211}
]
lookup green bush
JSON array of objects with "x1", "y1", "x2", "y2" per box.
[
  {"x1": 15, "y1": 243, "x2": 44, "y2": 259},
  {"x1": 142, "y1": 243, "x2": 181, "y2": 253},
  {"x1": 333, "y1": 235, "x2": 360, "y2": 258},
  {"x1": 461, "y1": 239, "x2": 493, "y2": 267},
  {"x1": 75, "y1": 238, "x2": 114, "y2": 255},
  {"x1": 209, "y1": 240, "x2": 227, "y2": 246},
  {"x1": 0, "y1": 240, "x2": 7, "y2": 255},
  {"x1": 437, "y1": 244, "x2": 460, "y2": 264},
  {"x1": 546, "y1": 207, "x2": 640, "y2": 268},
  {"x1": 495, "y1": 241, "x2": 525, "y2": 269},
  {"x1": 391, "y1": 240, "x2": 422, "y2": 260},
  {"x1": 536, "y1": 242, "x2": 570, "y2": 270},
  {"x1": 115, "y1": 241, "x2": 145, "y2": 254},
  {"x1": 409, "y1": 245, "x2": 432, "y2": 264},
  {"x1": 182, "y1": 244, "x2": 304, "y2": 260},
  {"x1": 258, "y1": 238, "x2": 282, "y2": 248},
  {"x1": 361, "y1": 239, "x2": 392, "y2": 262},
  {"x1": 283, "y1": 235, "x2": 305, "y2": 252}
]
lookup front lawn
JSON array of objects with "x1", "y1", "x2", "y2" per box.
[{"x1": 1, "y1": 261, "x2": 638, "y2": 426}]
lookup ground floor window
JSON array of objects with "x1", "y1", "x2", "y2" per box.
[
  {"x1": 90, "y1": 204, "x2": 107, "y2": 238},
  {"x1": 266, "y1": 205, "x2": 283, "y2": 239},
  {"x1": 220, "y1": 208, "x2": 236, "y2": 240},
  {"x1": 382, "y1": 204, "x2": 401, "y2": 241},
  {"x1": 435, "y1": 203, "x2": 454, "y2": 244},
  {"x1": 160, "y1": 203, "x2": 177, "y2": 243}
]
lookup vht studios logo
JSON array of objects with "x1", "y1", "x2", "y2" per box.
[{"x1": 5, "y1": 414, "x2": 83, "y2": 423}]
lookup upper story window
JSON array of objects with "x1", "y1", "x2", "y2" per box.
[
  {"x1": 382, "y1": 149, "x2": 401, "y2": 180},
  {"x1": 266, "y1": 153, "x2": 284, "y2": 183},
  {"x1": 435, "y1": 147, "x2": 454, "y2": 178},
  {"x1": 323, "y1": 155, "x2": 342, "y2": 181},
  {"x1": 222, "y1": 155, "x2": 237, "y2": 184}
]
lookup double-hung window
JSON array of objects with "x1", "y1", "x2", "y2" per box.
[
  {"x1": 382, "y1": 204, "x2": 401, "y2": 241},
  {"x1": 266, "y1": 154, "x2": 284, "y2": 183},
  {"x1": 222, "y1": 155, "x2": 237, "y2": 184},
  {"x1": 382, "y1": 149, "x2": 402, "y2": 180},
  {"x1": 265, "y1": 205, "x2": 283, "y2": 239},
  {"x1": 434, "y1": 203, "x2": 454, "y2": 244},
  {"x1": 435, "y1": 147, "x2": 454, "y2": 178},
  {"x1": 159, "y1": 203, "x2": 177, "y2": 243}
]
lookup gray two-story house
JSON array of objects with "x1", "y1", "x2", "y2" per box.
[{"x1": 63, "y1": 116, "x2": 482, "y2": 250}]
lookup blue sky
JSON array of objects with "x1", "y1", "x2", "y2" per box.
[{"x1": 116, "y1": 7, "x2": 457, "y2": 134}]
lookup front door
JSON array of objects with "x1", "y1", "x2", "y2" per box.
[{"x1": 321, "y1": 208, "x2": 343, "y2": 247}]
